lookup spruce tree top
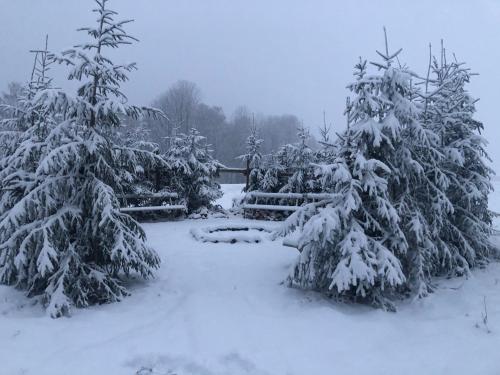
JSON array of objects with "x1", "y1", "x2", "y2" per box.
[{"x1": 48, "y1": 0, "x2": 160, "y2": 128}]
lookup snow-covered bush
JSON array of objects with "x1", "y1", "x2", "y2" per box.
[{"x1": 0, "y1": 0, "x2": 164, "y2": 317}]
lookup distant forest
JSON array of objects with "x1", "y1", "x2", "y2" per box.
[{"x1": 0, "y1": 80, "x2": 318, "y2": 184}]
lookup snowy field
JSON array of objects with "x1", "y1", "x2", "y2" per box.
[{"x1": 1, "y1": 183, "x2": 500, "y2": 375}]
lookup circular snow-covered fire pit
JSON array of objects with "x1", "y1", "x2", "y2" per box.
[{"x1": 190, "y1": 224, "x2": 274, "y2": 244}]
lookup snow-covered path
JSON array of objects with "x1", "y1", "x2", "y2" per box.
[{"x1": 1, "y1": 184, "x2": 500, "y2": 375}]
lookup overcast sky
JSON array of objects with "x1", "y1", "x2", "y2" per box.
[{"x1": 1, "y1": 0, "x2": 499, "y2": 170}]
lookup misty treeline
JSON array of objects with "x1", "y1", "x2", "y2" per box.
[{"x1": 0, "y1": 80, "x2": 314, "y2": 183}]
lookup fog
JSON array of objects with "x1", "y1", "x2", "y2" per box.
[{"x1": 1, "y1": 0, "x2": 499, "y2": 169}]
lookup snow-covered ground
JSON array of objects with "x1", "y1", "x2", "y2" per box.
[
  {"x1": 215, "y1": 183, "x2": 245, "y2": 210},
  {"x1": 1, "y1": 183, "x2": 500, "y2": 375}
]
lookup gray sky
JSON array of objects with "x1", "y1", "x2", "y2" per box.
[{"x1": 1, "y1": 0, "x2": 499, "y2": 170}]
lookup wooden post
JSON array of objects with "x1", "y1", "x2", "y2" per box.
[
  {"x1": 155, "y1": 168, "x2": 161, "y2": 192},
  {"x1": 245, "y1": 159, "x2": 250, "y2": 191}
]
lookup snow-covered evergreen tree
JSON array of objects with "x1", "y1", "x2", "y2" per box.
[
  {"x1": 238, "y1": 124, "x2": 263, "y2": 192},
  {"x1": 250, "y1": 125, "x2": 314, "y2": 195},
  {"x1": 258, "y1": 154, "x2": 284, "y2": 193},
  {"x1": 0, "y1": 82, "x2": 24, "y2": 125},
  {"x1": 425, "y1": 49, "x2": 495, "y2": 275},
  {"x1": 0, "y1": 0, "x2": 164, "y2": 317},
  {"x1": 0, "y1": 65, "x2": 51, "y2": 161},
  {"x1": 314, "y1": 111, "x2": 337, "y2": 165},
  {"x1": 280, "y1": 34, "x2": 495, "y2": 307},
  {"x1": 115, "y1": 118, "x2": 162, "y2": 199},
  {"x1": 369, "y1": 45, "x2": 453, "y2": 298},
  {"x1": 117, "y1": 118, "x2": 159, "y2": 153},
  {"x1": 0, "y1": 40, "x2": 55, "y2": 218},
  {"x1": 164, "y1": 128, "x2": 222, "y2": 212},
  {"x1": 279, "y1": 124, "x2": 314, "y2": 193},
  {"x1": 281, "y1": 57, "x2": 408, "y2": 309},
  {"x1": 0, "y1": 102, "x2": 24, "y2": 162}
]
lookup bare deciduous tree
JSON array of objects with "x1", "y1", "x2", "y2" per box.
[{"x1": 153, "y1": 80, "x2": 201, "y2": 135}]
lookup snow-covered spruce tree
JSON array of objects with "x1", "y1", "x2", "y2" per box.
[
  {"x1": 281, "y1": 58, "x2": 408, "y2": 309},
  {"x1": 254, "y1": 147, "x2": 291, "y2": 193},
  {"x1": 0, "y1": 82, "x2": 24, "y2": 125},
  {"x1": 0, "y1": 98, "x2": 25, "y2": 163},
  {"x1": 314, "y1": 111, "x2": 337, "y2": 165},
  {"x1": 115, "y1": 117, "x2": 161, "y2": 198},
  {"x1": 117, "y1": 117, "x2": 159, "y2": 152},
  {"x1": 369, "y1": 44, "x2": 453, "y2": 298},
  {"x1": 0, "y1": 127, "x2": 22, "y2": 161},
  {"x1": 281, "y1": 35, "x2": 478, "y2": 305},
  {"x1": 258, "y1": 154, "x2": 284, "y2": 193},
  {"x1": 0, "y1": 0, "x2": 164, "y2": 317},
  {"x1": 164, "y1": 128, "x2": 222, "y2": 213},
  {"x1": 0, "y1": 43, "x2": 55, "y2": 218},
  {"x1": 254, "y1": 125, "x2": 315, "y2": 195},
  {"x1": 238, "y1": 124, "x2": 263, "y2": 192},
  {"x1": 425, "y1": 50, "x2": 495, "y2": 274},
  {"x1": 279, "y1": 124, "x2": 314, "y2": 193},
  {"x1": 0, "y1": 85, "x2": 26, "y2": 160}
]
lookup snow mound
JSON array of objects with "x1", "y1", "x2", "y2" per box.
[{"x1": 190, "y1": 224, "x2": 274, "y2": 244}]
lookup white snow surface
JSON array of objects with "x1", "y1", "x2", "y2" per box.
[
  {"x1": 215, "y1": 183, "x2": 244, "y2": 209},
  {"x1": 1, "y1": 183, "x2": 500, "y2": 375}
]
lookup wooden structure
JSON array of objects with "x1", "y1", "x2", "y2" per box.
[
  {"x1": 117, "y1": 192, "x2": 187, "y2": 216},
  {"x1": 116, "y1": 162, "x2": 248, "y2": 218},
  {"x1": 241, "y1": 191, "x2": 337, "y2": 219},
  {"x1": 217, "y1": 160, "x2": 251, "y2": 190}
]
